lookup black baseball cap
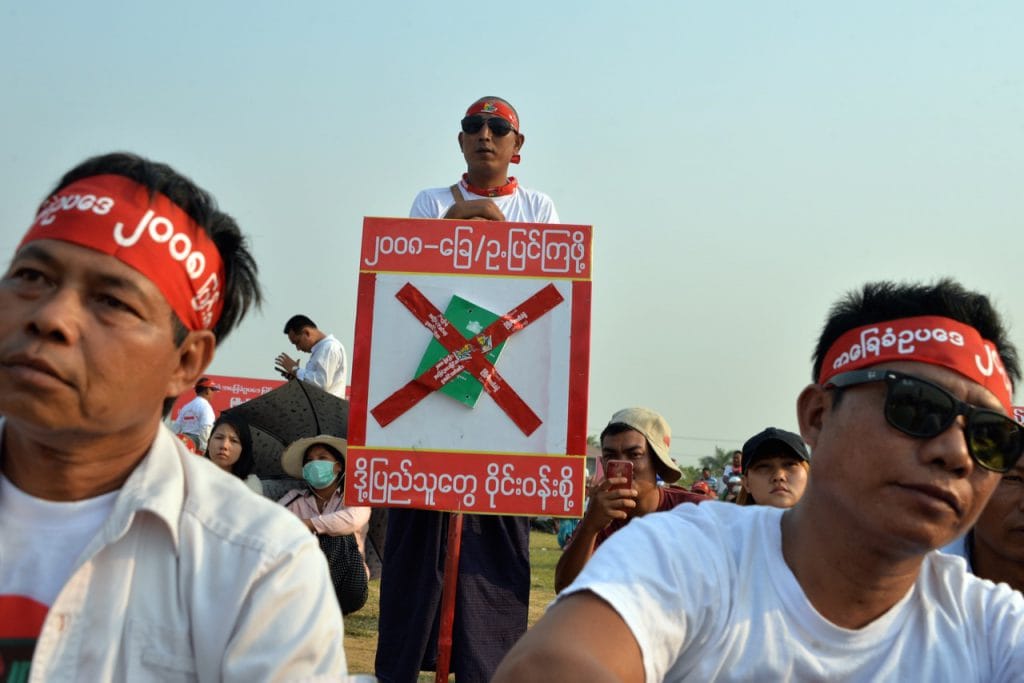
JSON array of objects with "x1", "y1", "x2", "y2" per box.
[{"x1": 741, "y1": 427, "x2": 810, "y2": 473}]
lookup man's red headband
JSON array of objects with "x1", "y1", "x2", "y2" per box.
[
  {"x1": 819, "y1": 315, "x2": 1014, "y2": 413},
  {"x1": 465, "y1": 99, "x2": 519, "y2": 131},
  {"x1": 19, "y1": 174, "x2": 225, "y2": 331}
]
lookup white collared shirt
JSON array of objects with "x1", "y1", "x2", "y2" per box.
[
  {"x1": 297, "y1": 334, "x2": 347, "y2": 399},
  {"x1": 0, "y1": 420, "x2": 346, "y2": 681},
  {"x1": 172, "y1": 394, "x2": 216, "y2": 450}
]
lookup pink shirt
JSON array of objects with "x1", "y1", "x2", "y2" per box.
[{"x1": 279, "y1": 487, "x2": 372, "y2": 577}]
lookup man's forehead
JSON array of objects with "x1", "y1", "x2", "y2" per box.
[{"x1": 602, "y1": 429, "x2": 647, "y2": 448}]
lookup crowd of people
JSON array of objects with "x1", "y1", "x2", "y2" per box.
[{"x1": 1, "y1": 94, "x2": 1022, "y2": 682}]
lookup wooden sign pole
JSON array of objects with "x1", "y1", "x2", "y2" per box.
[{"x1": 435, "y1": 512, "x2": 464, "y2": 683}]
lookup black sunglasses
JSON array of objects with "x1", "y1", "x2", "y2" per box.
[
  {"x1": 826, "y1": 368, "x2": 1023, "y2": 473},
  {"x1": 460, "y1": 115, "x2": 515, "y2": 137}
]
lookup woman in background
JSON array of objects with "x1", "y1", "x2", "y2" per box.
[
  {"x1": 736, "y1": 427, "x2": 810, "y2": 508},
  {"x1": 279, "y1": 434, "x2": 371, "y2": 614},
  {"x1": 205, "y1": 414, "x2": 263, "y2": 495}
]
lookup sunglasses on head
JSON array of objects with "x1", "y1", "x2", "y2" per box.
[
  {"x1": 460, "y1": 115, "x2": 515, "y2": 137},
  {"x1": 826, "y1": 368, "x2": 1023, "y2": 473}
]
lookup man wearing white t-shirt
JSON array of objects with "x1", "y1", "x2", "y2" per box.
[
  {"x1": 376, "y1": 96, "x2": 558, "y2": 683},
  {"x1": 495, "y1": 279, "x2": 1024, "y2": 682},
  {"x1": 408, "y1": 96, "x2": 558, "y2": 225},
  {"x1": 275, "y1": 314, "x2": 348, "y2": 399},
  {"x1": 171, "y1": 376, "x2": 219, "y2": 450},
  {"x1": 0, "y1": 153, "x2": 345, "y2": 680}
]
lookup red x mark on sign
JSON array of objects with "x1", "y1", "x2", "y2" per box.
[{"x1": 370, "y1": 282, "x2": 564, "y2": 436}]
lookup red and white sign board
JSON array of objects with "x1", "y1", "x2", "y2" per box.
[
  {"x1": 170, "y1": 374, "x2": 285, "y2": 419},
  {"x1": 346, "y1": 217, "x2": 592, "y2": 517}
]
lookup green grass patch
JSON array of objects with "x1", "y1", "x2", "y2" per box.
[{"x1": 345, "y1": 530, "x2": 561, "y2": 677}]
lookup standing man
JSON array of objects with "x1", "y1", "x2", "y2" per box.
[
  {"x1": 375, "y1": 96, "x2": 558, "y2": 683},
  {"x1": 409, "y1": 95, "x2": 558, "y2": 223},
  {"x1": 172, "y1": 376, "x2": 220, "y2": 451},
  {"x1": 275, "y1": 314, "x2": 348, "y2": 399},
  {"x1": 495, "y1": 279, "x2": 1024, "y2": 681},
  {"x1": 0, "y1": 153, "x2": 345, "y2": 679},
  {"x1": 554, "y1": 407, "x2": 703, "y2": 592}
]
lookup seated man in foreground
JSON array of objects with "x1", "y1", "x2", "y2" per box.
[
  {"x1": 0, "y1": 153, "x2": 344, "y2": 679},
  {"x1": 495, "y1": 279, "x2": 1024, "y2": 681},
  {"x1": 554, "y1": 407, "x2": 703, "y2": 592}
]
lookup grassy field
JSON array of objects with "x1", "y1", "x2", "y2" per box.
[{"x1": 344, "y1": 530, "x2": 561, "y2": 678}]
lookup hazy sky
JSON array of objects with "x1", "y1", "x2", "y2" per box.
[{"x1": 2, "y1": 1, "x2": 1021, "y2": 466}]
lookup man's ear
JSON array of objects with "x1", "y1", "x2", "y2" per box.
[
  {"x1": 458, "y1": 132, "x2": 465, "y2": 149},
  {"x1": 514, "y1": 132, "x2": 525, "y2": 153},
  {"x1": 166, "y1": 330, "x2": 216, "y2": 400},
  {"x1": 796, "y1": 383, "x2": 829, "y2": 450}
]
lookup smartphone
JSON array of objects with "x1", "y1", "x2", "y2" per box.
[{"x1": 604, "y1": 460, "x2": 634, "y2": 491}]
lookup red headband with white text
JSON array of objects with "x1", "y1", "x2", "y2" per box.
[
  {"x1": 819, "y1": 315, "x2": 1014, "y2": 413},
  {"x1": 465, "y1": 100, "x2": 519, "y2": 131},
  {"x1": 465, "y1": 100, "x2": 521, "y2": 164},
  {"x1": 19, "y1": 174, "x2": 225, "y2": 331}
]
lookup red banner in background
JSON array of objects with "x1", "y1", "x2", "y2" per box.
[{"x1": 169, "y1": 374, "x2": 286, "y2": 419}]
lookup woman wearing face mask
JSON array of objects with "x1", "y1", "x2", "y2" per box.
[
  {"x1": 278, "y1": 435, "x2": 372, "y2": 607},
  {"x1": 736, "y1": 427, "x2": 811, "y2": 509},
  {"x1": 205, "y1": 414, "x2": 263, "y2": 495}
]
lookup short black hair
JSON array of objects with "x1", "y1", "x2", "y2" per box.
[
  {"x1": 205, "y1": 413, "x2": 256, "y2": 480},
  {"x1": 812, "y1": 279, "x2": 1020, "y2": 390},
  {"x1": 284, "y1": 314, "x2": 317, "y2": 335},
  {"x1": 599, "y1": 421, "x2": 645, "y2": 447}
]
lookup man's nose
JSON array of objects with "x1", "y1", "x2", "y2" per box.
[
  {"x1": 475, "y1": 120, "x2": 493, "y2": 140},
  {"x1": 919, "y1": 416, "x2": 974, "y2": 476},
  {"x1": 27, "y1": 287, "x2": 83, "y2": 345}
]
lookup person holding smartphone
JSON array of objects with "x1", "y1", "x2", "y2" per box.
[{"x1": 554, "y1": 407, "x2": 704, "y2": 593}]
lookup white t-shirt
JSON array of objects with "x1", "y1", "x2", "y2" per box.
[
  {"x1": 172, "y1": 394, "x2": 216, "y2": 449},
  {"x1": 410, "y1": 183, "x2": 559, "y2": 223},
  {"x1": 940, "y1": 533, "x2": 972, "y2": 568},
  {"x1": 0, "y1": 474, "x2": 117, "y2": 624},
  {"x1": 562, "y1": 502, "x2": 1024, "y2": 682},
  {"x1": 297, "y1": 333, "x2": 347, "y2": 399}
]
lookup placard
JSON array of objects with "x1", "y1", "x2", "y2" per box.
[
  {"x1": 169, "y1": 374, "x2": 285, "y2": 418},
  {"x1": 346, "y1": 217, "x2": 592, "y2": 516}
]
